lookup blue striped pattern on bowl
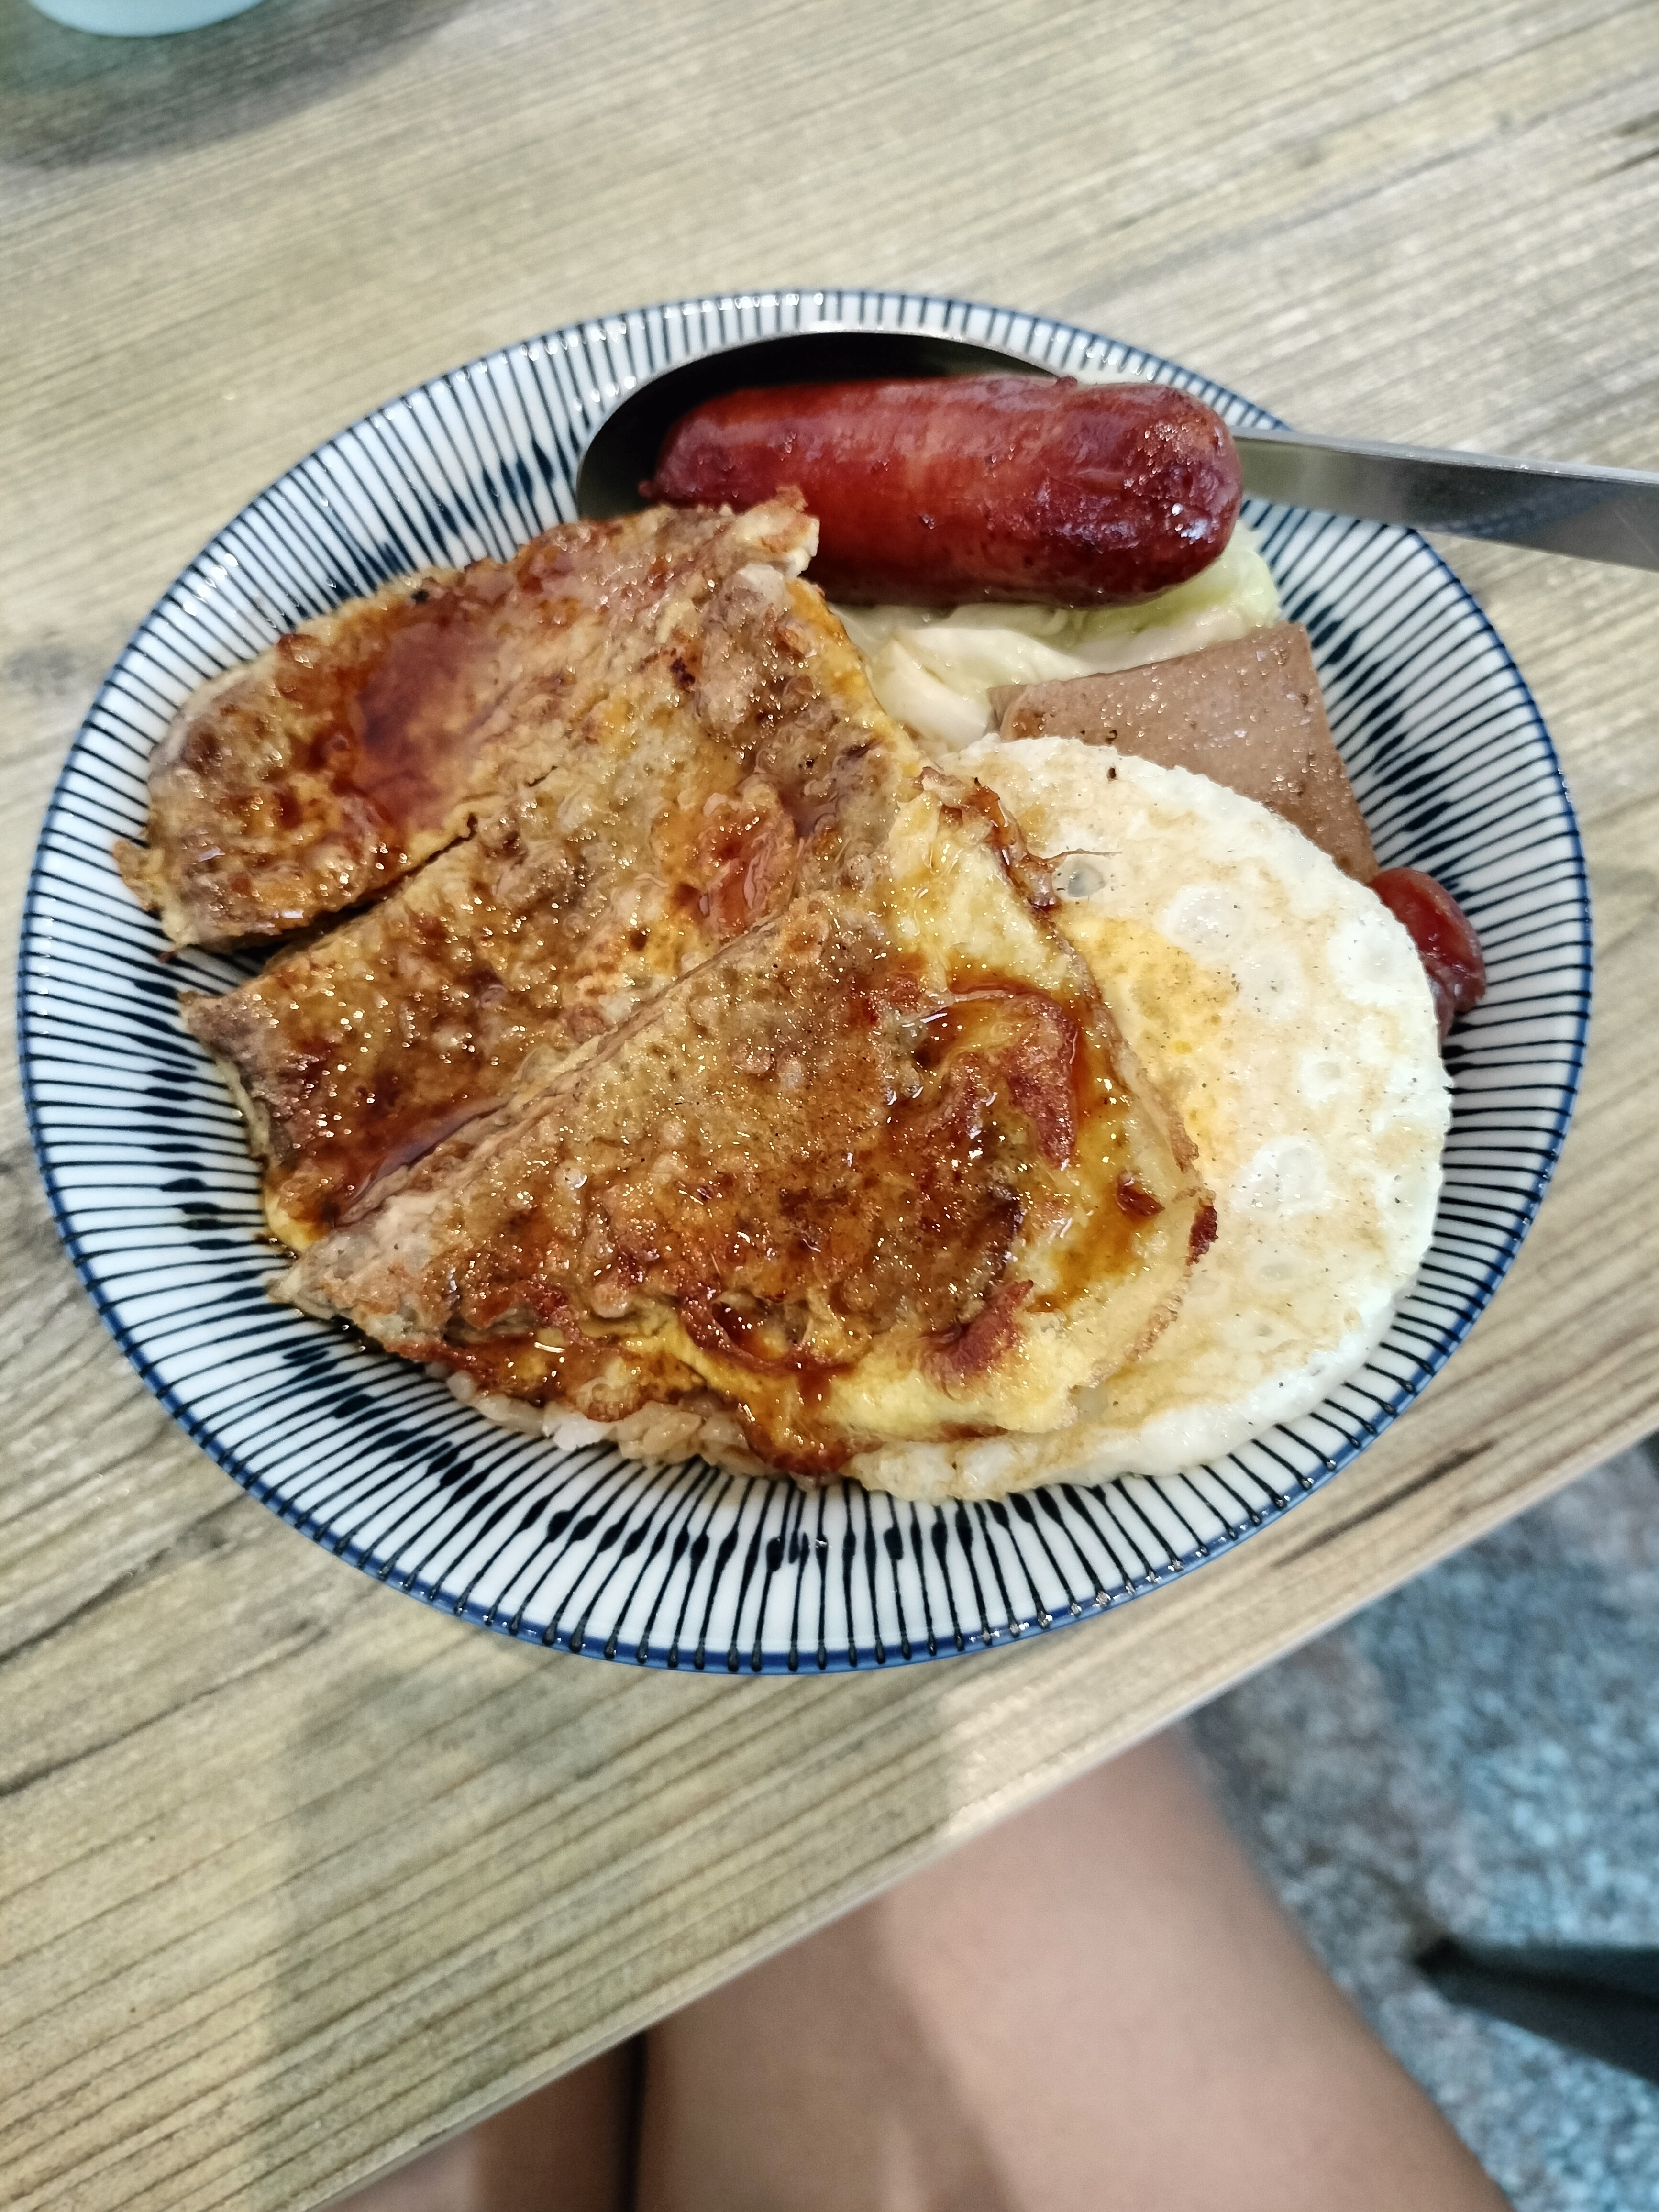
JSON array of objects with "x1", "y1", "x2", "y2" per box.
[{"x1": 18, "y1": 290, "x2": 1590, "y2": 1670}]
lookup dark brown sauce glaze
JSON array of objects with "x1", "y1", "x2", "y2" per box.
[
  {"x1": 371, "y1": 920, "x2": 1175, "y2": 1474},
  {"x1": 917, "y1": 987, "x2": 1082, "y2": 1167},
  {"x1": 678, "y1": 1298, "x2": 852, "y2": 1403},
  {"x1": 189, "y1": 567, "x2": 913, "y2": 1245},
  {"x1": 398, "y1": 1326, "x2": 710, "y2": 1429},
  {"x1": 136, "y1": 500, "x2": 818, "y2": 950},
  {"x1": 260, "y1": 553, "x2": 1207, "y2": 1475},
  {"x1": 922, "y1": 1277, "x2": 1033, "y2": 1389},
  {"x1": 1116, "y1": 1172, "x2": 1165, "y2": 1218},
  {"x1": 685, "y1": 782, "x2": 799, "y2": 941},
  {"x1": 946, "y1": 781, "x2": 1059, "y2": 911},
  {"x1": 265, "y1": 569, "x2": 574, "y2": 854},
  {"x1": 1189, "y1": 1201, "x2": 1219, "y2": 1262},
  {"x1": 345, "y1": 595, "x2": 508, "y2": 837}
]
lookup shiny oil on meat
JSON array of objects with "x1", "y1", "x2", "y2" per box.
[
  {"x1": 184, "y1": 561, "x2": 923, "y2": 1246},
  {"x1": 118, "y1": 498, "x2": 816, "y2": 948},
  {"x1": 277, "y1": 784, "x2": 1211, "y2": 1474}
]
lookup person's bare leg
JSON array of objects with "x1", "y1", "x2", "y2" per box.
[
  {"x1": 636, "y1": 1735, "x2": 1507, "y2": 2212},
  {"x1": 333, "y1": 2043, "x2": 634, "y2": 2212}
]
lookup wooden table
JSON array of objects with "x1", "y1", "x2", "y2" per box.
[{"x1": 4, "y1": 2, "x2": 1657, "y2": 2204}]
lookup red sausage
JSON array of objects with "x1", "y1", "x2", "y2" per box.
[
  {"x1": 644, "y1": 376, "x2": 1242, "y2": 607},
  {"x1": 1371, "y1": 868, "x2": 1487, "y2": 1039}
]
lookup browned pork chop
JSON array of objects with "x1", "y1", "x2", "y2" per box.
[
  {"x1": 277, "y1": 786, "x2": 1212, "y2": 1476},
  {"x1": 990, "y1": 622, "x2": 1377, "y2": 881},
  {"x1": 117, "y1": 499, "x2": 816, "y2": 948},
  {"x1": 184, "y1": 564, "x2": 929, "y2": 1247}
]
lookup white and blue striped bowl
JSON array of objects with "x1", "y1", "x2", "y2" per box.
[{"x1": 18, "y1": 291, "x2": 1590, "y2": 1670}]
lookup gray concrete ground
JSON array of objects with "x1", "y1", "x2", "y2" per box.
[{"x1": 1190, "y1": 1442, "x2": 1659, "y2": 2212}]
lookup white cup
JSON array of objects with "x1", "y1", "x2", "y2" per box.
[{"x1": 25, "y1": 0, "x2": 265, "y2": 32}]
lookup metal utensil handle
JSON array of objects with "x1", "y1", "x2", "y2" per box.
[{"x1": 1236, "y1": 428, "x2": 1659, "y2": 568}]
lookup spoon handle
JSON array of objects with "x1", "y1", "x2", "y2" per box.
[{"x1": 1236, "y1": 426, "x2": 1659, "y2": 569}]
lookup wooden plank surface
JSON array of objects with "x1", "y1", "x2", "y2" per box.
[{"x1": 3, "y1": 1, "x2": 1657, "y2": 2204}]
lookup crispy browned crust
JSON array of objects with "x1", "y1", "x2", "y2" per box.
[
  {"x1": 124, "y1": 498, "x2": 816, "y2": 949},
  {"x1": 161, "y1": 503, "x2": 1211, "y2": 1476},
  {"x1": 182, "y1": 562, "x2": 922, "y2": 1246},
  {"x1": 277, "y1": 861, "x2": 1208, "y2": 1475},
  {"x1": 268, "y1": 608, "x2": 1212, "y2": 1475}
]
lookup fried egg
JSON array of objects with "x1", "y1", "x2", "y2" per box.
[{"x1": 843, "y1": 736, "x2": 1449, "y2": 1500}]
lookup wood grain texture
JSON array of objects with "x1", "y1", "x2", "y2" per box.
[{"x1": 2, "y1": 0, "x2": 1657, "y2": 2204}]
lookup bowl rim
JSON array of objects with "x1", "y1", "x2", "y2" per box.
[{"x1": 16, "y1": 286, "x2": 1593, "y2": 1670}]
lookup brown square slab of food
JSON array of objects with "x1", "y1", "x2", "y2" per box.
[{"x1": 990, "y1": 622, "x2": 1376, "y2": 881}]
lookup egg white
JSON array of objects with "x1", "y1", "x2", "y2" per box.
[{"x1": 844, "y1": 736, "x2": 1449, "y2": 1501}]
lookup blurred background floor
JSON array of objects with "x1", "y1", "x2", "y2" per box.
[{"x1": 1191, "y1": 1438, "x2": 1659, "y2": 2212}]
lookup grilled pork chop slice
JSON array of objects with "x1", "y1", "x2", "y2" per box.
[
  {"x1": 276, "y1": 772, "x2": 1212, "y2": 1478},
  {"x1": 117, "y1": 499, "x2": 816, "y2": 949},
  {"x1": 184, "y1": 562, "x2": 927, "y2": 1248}
]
